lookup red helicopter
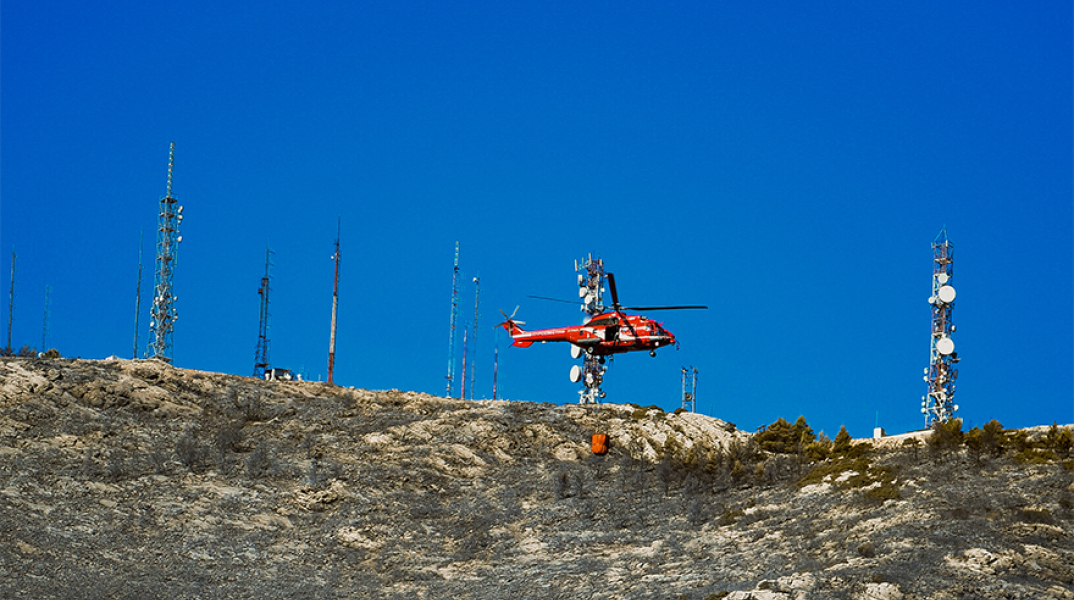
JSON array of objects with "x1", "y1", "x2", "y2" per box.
[{"x1": 499, "y1": 272, "x2": 706, "y2": 360}]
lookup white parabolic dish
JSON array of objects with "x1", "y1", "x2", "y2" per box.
[
  {"x1": 569, "y1": 365, "x2": 582, "y2": 383},
  {"x1": 937, "y1": 273, "x2": 949, "y2": 285},
  {"x1": 936, "y1": 336, "x2": 955, "y2": 355},
  {"x1": 570, "y1": 344, "x2": 583, "y2": 359},
  {"x1": 938, "y1": 285, "x2": 956, "y2": 304}
]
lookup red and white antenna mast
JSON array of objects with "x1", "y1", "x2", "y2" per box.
[
  {"x1": 492, "y1": 340, "x2": 499, "y2": 400},
  {"x1": 149, "y1": 142, "x2": 183, "y2": 362},
  {"x1": 922, "y1": 227, "x2": 960, "y2": 426},
  {"x1": 572, "y1": 254, "x2": 607, "y2": 404},
  {"x1": 327, "y1": 219, "x2": 341, "y2": 384}
]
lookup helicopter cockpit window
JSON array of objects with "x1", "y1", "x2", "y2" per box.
[{"x1": 587, "y1": 316, "x2": 619, "y2": 327}]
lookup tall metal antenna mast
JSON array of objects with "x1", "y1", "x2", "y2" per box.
[
  {"x1": 492, "y1": 339, "x2": 499, "y2": 400},
  {"x1": 133, "y1": 231, "x2": 144, "y2": 358},
  {"x1": 445, "y1": 242, "x2": 460, "y2": 397},
  {"x1": 681, "y1": 366, "x2": 698, "y2": 412},
  {"x1": 148, "y1": 142, "x2": 183, "y2": 362},
  {"x1": 921, "y1": 227, "x2": 960, "y2": 426},
  {"x1": 328, "y1": 219, "x2": 341, "y2": 384},
  {"x1": 470, "y1": 276, "x2": 480, "y2": 399},
  {"x1": 254, "y1": 248, "x2": 274, "y2": 378},
  {"x1": 6, "y1": 251, "x2": 15, "y2": 353},
  {"x1": 41, "y1": 285, "x2": 51, "y2": 353}
]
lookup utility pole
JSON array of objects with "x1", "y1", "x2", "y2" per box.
[
  {"x1": 327, "y1": 219, "x2": 341, "y2": 384},
  {"x1": 470, "y1": 276, "x2": 480, "y2": 399},
  {"x1": 41, "y1": 285, "x2": 51, "y2": 352},
  {"x1": 460, "y1": 324, "x2": 469, "y2": 401},
  {"x1": 133, "y1": 231, "x2": 143, "y2": 359}
]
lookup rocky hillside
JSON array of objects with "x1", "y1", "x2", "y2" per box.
[{"x1": 1, "y1": 357, "x2": 1072, "y2": 599}]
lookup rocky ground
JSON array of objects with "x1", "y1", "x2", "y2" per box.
[{"x1": 1, "y1": 357, "x2": 1072, "y2": 599}]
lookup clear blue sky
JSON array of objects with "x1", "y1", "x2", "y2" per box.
[{"x1": 3, "y1": 2, "x2": 1071, "y2": 438}]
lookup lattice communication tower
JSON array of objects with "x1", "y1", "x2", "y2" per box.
[
  {"x1": 149, "y1": 142, "x2": 183, "y2": 362},
  {"x1": 681, "y1": 366, "x2": 698, "y2": 413},
  {"x1": 921, "y1": 228, "x2": 960, "y2": 426},
  {"x1": 572, "y1": 254, "x2": 607, "y2": 404},
  {"x1": 253, "y1": 248, "x2": 273, "y2": 378}
]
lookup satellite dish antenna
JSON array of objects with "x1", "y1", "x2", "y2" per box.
[
  {"x1": 937, "y1": 273, "x2": 949, "y2": 285},
  {"x1": 937, "y1": 285, "x2": 956, "y2": 304},
  {"x1": 936, "y1": 336, "x2": 955, "y2": 356},
  {"x1": 578, "y1": 287, "x2": 587, "y2": 298},
  {"x1": 570, "y1": 344, "x2": 583, "y2": 359},
  {"x1": 569, "y1": 365, "x2": 582, "y2": 382}
]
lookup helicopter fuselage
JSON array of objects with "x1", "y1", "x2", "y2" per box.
[{"x1": 500, "y1": 311, "x2": 676, "y2": 356}]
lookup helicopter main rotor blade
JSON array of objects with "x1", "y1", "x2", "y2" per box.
[
  {"x1": 604, "y1": 272, "x2": 636, "y2": 338},
  {"x1": 527, "y1": 295, "x2": 580, "y2": 305},
  {"x1": 621, "y1": 305, "x2": 709, "y2": 311},
  {"x1": 607, "y1": 272, "x2": 621, "y2": 310}
]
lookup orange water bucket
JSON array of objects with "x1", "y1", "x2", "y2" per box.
[{"x1": 591, "y1": 433, "x2": 609, "y2": 455}]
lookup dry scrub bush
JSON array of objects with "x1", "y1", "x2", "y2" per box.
[{"x1": 927, "y1": 418, "x2": 963, "y2": 460}]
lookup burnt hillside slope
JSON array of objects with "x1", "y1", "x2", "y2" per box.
[{"x1": 1, "y1": 357, "x2": 1072, "y2": 599}]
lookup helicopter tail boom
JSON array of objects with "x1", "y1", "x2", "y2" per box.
[{"x1": 498, "y1": 312, "x2": 528, "y2": 337}]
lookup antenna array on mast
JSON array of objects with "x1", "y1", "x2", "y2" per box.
[
  {"x1": 148, "y1": 143, "x2": 183, "y2": 362},
  {"x1": 922, "y1": 228, "x2": 960, "y2": 426},
  {"x1": 575, "y1": 254, "x2": 607, "y2": 404}
]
